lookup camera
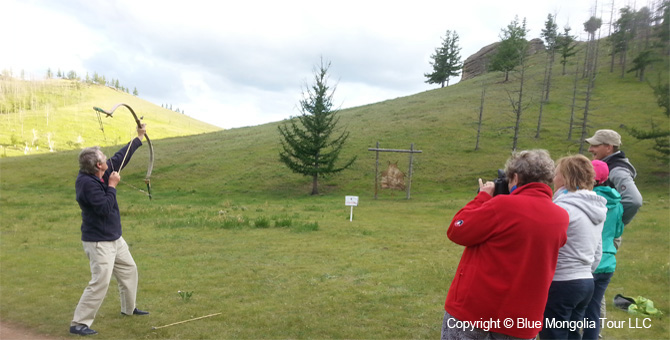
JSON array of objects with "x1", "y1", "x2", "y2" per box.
[{"x1": 493, "y1": 169, "x2": 510, "y2": 196}]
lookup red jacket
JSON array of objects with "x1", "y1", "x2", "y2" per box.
[{"x1": 445, "y1": 183, "x2": 568, "y2": 339}]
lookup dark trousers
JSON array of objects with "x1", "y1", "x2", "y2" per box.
[
  {"x1": 582, "y1": 272, "x2": 614, "y2": 340},
  {"x1": 539, "y1": 278, "x2": 594, "y2": 340}
]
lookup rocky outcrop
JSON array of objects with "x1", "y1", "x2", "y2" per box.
[
  {"x1": 461, "y1": 42, "x2": 500, "y2": 81},
  {"x1": 527, "y1": 38, "x2": 546, "y2": 55},
  {"x1": 461, "y1": 38, "x2": 546, "y2": 81}
]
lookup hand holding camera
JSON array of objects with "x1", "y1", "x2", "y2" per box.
[
  {"x1": 478, "y1": 178, "x2": 495, "y2": 196},
  {"x1": 493, "y1": 169, "x2": 510, "y2": 196}
]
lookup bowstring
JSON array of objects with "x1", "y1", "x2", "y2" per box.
[
  {"x1": 95, "y1": 110, "x2": 108, "y2": 143},
  {"x1": 109, "y1": 130, "x2": 143, "y2": 196}
]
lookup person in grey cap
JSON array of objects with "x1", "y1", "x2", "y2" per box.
[
  {"x1": 586, "y1": 129, "x2": 643, "y2": 227},
  {"x1": 585, "y1": 130, "x2": 643, "y2": 338}
]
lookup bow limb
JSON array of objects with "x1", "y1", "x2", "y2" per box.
[{"x1": 93, "y1": 103, "x2": 154, "y2": 200}]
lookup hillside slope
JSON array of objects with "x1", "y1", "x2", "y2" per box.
[
  {"x1": 137, "y1": 46, "x2": 668, "y2": 199},
  {"x1": 0, "y1": 78, "x2": 221, "y2": 157},
  {"x1": 2, "y1": 45, "x2": 667, "y2": 197}
]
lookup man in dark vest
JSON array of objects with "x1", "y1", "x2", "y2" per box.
[
  {"x1": 585, "y1": 129, "x2": 643, "y2": 339},
  {"x1": 586, "y1": 129, "x2": 643, "y2": 228}
]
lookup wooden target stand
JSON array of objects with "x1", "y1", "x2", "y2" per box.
[{"x1": 368, "y1": 142, "x2": 422, "y2": 200}]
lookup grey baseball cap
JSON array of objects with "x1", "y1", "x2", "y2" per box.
[{"x1": 585, "y1": 129, "x2": 621, "y2": 146}]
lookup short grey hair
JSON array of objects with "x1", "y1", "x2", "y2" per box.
[
  {"x1": 504, "y1": 149, "x2": 555, "y2": 186},
  {"x1": 79, "y1": 146, "x2": 103, "y2": 175}
]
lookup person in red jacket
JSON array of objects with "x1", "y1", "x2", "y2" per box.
[{"x1": 441, "y1": 149, "x2": 569, "y2": 340}]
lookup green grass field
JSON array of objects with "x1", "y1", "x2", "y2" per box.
[{"x1": 1, "y1": 41, "x2": 668, "y2": 339}]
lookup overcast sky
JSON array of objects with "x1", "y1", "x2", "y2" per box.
[{"x1": 2, "y1": 0, "x2": 602, "y2": 129}]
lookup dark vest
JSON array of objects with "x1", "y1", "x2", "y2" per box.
[{"x1": 603, "y1": 151, "x2": 636, "y2": 189}]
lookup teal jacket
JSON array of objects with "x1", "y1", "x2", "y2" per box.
[{"x1": 593, "y1": 185, "x2": 624, "y2": 273}]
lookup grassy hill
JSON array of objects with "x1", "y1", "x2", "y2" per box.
[
  {"x1": 0, "y1": 42, "x2": 668, "y2": 339},
  {"x1": 0, "y1": 78, "x2": 221, "y2": 157}
]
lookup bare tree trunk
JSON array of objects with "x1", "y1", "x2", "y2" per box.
[
  {"x1": 568, "y1": 65, "x2": 580, "y2": 140},
  {"x1": 476, "y1": 85, "x2": 485, "y2": 150},
  {"x1": 537, "y1": 52, "x2": 551, "y2": 138},
  {"x1": 609, "y1": 1, "x2": 616, "y2": 73},
  {"x1": 536, "y1": 98, "x2": 545, "y2": 139},
  {"x1": 579, "y1": 31, "x2": 600, "y2": 153},
  {"x1": 311, "y1": 157, "x2": 319, "y2": 195},
  {"x1": 545, "y1": 51, "x2": 555, "y2": 101},
  {"x1": 579, "y1": 73, "x2": 596, "y2": 154},
  {"x1": 311, "y1": 174, "x2": 319, "y2": 195},
  {"x1": 583, "y1": 38, "x2": 590, "y2": 78},
  {"x1": 512, "y1": 59, "x2": 526, "y2": 151},
  {"x1": 592, "y1": 29, "x2": 602, "y2": 89}
]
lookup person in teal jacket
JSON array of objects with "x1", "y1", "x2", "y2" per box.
[{"x1": 582, "y1": 160, "x2": 624, "y2": 340}]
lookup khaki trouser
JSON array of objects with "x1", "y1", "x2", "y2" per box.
[{"x1": 71, "y1": 237, "x2": 138, "y2": 327}]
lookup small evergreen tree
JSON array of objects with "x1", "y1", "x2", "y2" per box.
[
  {"x1": 628, "y1": 49, "x2": 661, "y2": 81},
  {"x1": 608, "y1": 8, "x2": 633, "y2": 77},
  {"x1": 489, "y1": 16, "x2": 529, "y2": 82},
  {"x1": 424, "y1": 30, "x2": 462, "y2": 88},
  {"x1": 627, "y1": 79, "x2": 670, "y2": 156},
  {"x1": 654, "y1": 0, "x2": 670, "y2": 53},
  {"x1": 278, "y1": 59, "x2": 356, "y2": 195},
  {"x1": 540, "y1": 14, "x2": 558, "y2": 101},
  {"x1": 556, "y1": 26, "x2": 578, "y2": 75}
]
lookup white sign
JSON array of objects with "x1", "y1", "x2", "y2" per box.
[{"x1": 345, "y1": 196, "x2": 359, "y2": 222}]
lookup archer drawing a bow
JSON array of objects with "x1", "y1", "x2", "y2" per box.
[{"x1": 93, "y1": 103, "x2": 155, "y2": 200}]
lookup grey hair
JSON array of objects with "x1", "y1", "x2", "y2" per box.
[
  {"x1": 504, "y1": 149, "x2": 555, "y2": 186},
  {"x1": 79, "y1": 146, "x2": 103, "y2": 175}
]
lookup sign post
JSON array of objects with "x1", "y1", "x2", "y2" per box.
[{"x1": 345, "y1": 196, "x2": 359, "y2": 222}]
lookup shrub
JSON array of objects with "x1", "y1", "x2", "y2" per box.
[
  {"x1": 274, "y1": 217, "x2": 293, "y2": 228},
  {"x1": 292, "y1": 221, "x2": 319, "y2": 233},
  {"x1": 254, "y1": 216, "x2": 270, "y2": 228},
  {"x1": 220, "y1": 215, "x2": 249, "y2": 229}
]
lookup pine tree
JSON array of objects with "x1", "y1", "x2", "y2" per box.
[
  {"x1": 627, "y1": 80, "x2": 670, "y2": 156},
  {"x1": 540, "y1": 14, "x2": 558, "y2": 101},
  {"x1": 424, "y1": 30, "x2": 462, "y2": 88},
  {"x1": 489, "y1": 16, "x2": 529, "y2": 82},
  {"x1": 556, "y1": 27, "x2": 578, "y2": 75},
  {"x1": 654, "y1": 0, "x2": 670, "y2": 54},
  {"x1": 278, "y1": 59, "x2": 356, "y2": 195},
  {"x1": 608, "y1": 8, "x2": 634, "y2": 77},
  {"x1": 628, "y1": 49, "x2": 661, "y2": 81}
]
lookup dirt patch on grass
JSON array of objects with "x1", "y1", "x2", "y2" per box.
[{"x1": 0, "y1": 321, "x2": 63, "y2": 340}]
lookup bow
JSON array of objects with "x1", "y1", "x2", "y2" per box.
[{"x1": 93, "y1": 103, "x2": 154, "y2": 200}]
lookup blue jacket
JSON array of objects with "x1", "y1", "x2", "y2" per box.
[
  {"x1": 593, "y1": 185, "x2": 624, "y2": 273},
  {"x1": 75, "y1": 139, "x2": 142, "y2": 241}
]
